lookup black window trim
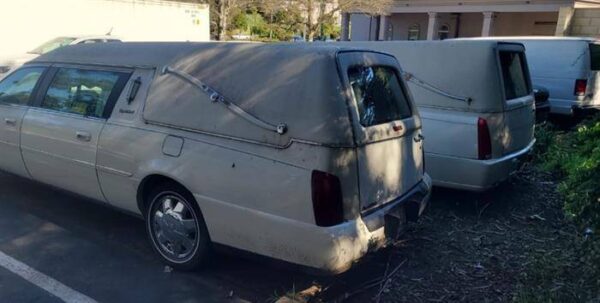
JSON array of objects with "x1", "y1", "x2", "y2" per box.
[{"x1": 31, "y1": 66, "x2": 132, "y2": 119}]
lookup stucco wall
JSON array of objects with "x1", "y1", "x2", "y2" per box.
[
  {"x1": 365, "y1": 11, "x2": 558, "y2": 40},
  {"x1": 388, "y1": 13, "x2": 428, "y2": 40},
  {"x1": 494, "y1": 12, "x2": 559, "y2": 35},
  {"x1": 571, "y1": 9, "x2": 600, "y2": 36}
]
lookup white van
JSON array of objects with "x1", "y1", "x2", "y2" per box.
[
  {"x1": 456, "y1": 37, "x2": 600, "y2": 116},
  {"x1": 340, "y1": 41, "x2": 536, "y2": 191},
  {"x1": 0, "y1": 42, "x2": 430, "y2": 273}
]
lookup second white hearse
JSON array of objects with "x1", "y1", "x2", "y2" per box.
[
  {"x1": 341, "y1": 41, "x2": 536, "y2": 191},
  {"x1": 0, "y1": 42, "x2": 430, "y2": 273}
]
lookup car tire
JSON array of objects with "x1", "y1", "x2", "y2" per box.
[{"x1": 145, "y1": 182, "x2": 211, "y2": 271}]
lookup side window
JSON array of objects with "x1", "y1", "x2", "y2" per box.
[
  {"x1": 408, "y1": 24, "x2": 420, "y2": 41},
  {"x1": 438, "y1": 24, "x2": 450, "y2": 40},
  {"x1": 80, "y1": 39, "x2": 103, "y2": 44},
  {"x1": 0, "y1": 67, "x2": 45, "y2": 106},
  {"x1": 41, "y1": 68, "x2": 128, "y2": 118}
]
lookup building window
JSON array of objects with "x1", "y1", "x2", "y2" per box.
[
  {"x1": 438, "y1": 24, "x2": 450, "y2": 40},
  {"x1": 408, "y1": 24, "x2": 420, "y2": 40}
]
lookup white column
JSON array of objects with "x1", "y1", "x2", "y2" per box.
[
  {"x1": 341, "y1": 13, "x2": 350, "y2": 41},
  {"x1": 555, "y1": 6, "x2": 575, "y2": 36},
  {"x1": 427, "y1": 12, "x2": 439, "y2": 40},
  {"x1": 378, "y1": 15, "x2": 390, "y2": 40},
  {"x1": 481, "y1": 12, "x2": 496, "y2": 37}
]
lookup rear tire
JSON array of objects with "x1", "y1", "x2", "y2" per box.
[{"x1": 145, "y1": 182, "x2": 210, "y2": 271}]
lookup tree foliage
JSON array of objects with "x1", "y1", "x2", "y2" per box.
[{"x1": 259, "y1": 0, "x2": 392, "y2": 41}]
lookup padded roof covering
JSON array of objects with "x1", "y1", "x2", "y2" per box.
[{"x1": 33, "y1": 42, "x2": 366, "y2": 147}]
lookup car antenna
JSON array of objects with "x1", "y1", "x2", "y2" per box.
[{"x1": 105, "y1": 27, "x2": 113, "y2": 36}]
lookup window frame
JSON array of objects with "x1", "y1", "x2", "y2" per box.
[
  {"x1": 438, "y1": 24, "x2": 450, "y2": 40},
  {"x1": 0, "y1": 65, "x2": 49, "y2": 108},
  {"x1": 31, "y1": 65, "x2": 132, "y2": 119},
  {"x1": 495, "y1": 43, "x2": 533, "y2": 102},
  {"x1": 408, "y1": 24, "x2": 420, "y2": 41}
]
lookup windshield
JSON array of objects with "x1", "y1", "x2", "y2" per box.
[{"x1": 29, "y1": 37, "x2": 76, "y2": 55}]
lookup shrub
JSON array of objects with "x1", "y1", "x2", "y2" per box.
[
  {"x1": 538, "y1": 114, "x2": 600, "y2": 230},
  {"x1": 522, "y1": 114, "x2": 600, "y2": 302}
]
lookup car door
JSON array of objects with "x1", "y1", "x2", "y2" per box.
[
  {"x1": 20, "y1": 66, "x2": 130, "y2": 201},
  {"x1": 0, "y1": 66, "x2": 46, "y2": 177}
]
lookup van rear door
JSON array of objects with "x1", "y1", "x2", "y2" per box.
[
  {"x1": 497, "y1": 44, "x2": 535, "y2": 155},
  {"x1": 337, "y1": 51, "x2": 424, "y2": 213},
  {"x1": 586, "y1": 42, "x2": 600, "y2": 109}
]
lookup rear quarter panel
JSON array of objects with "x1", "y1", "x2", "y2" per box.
[{"x1": 419, "y1": 108, "x2": 504, "y2": 159}]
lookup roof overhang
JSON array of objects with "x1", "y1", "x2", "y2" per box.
[{"x1": 346, "y1": 1, "x2": 576, "y2": 14}]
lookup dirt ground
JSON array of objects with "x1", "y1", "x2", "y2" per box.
[{"x1": 263, "y1": 164, "x2": 574, "y2": 303}]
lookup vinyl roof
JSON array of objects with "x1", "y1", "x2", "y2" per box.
[{"x1": 29, "y1": 42, "x2": 355, "y2": 69}]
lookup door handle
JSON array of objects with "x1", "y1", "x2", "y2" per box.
[
  {"x1": 4, "y1": 118, "x2": 16, "y2": 126},
  {"x1": 76, "y1": 131, "x2": 92, "y2": 142}
]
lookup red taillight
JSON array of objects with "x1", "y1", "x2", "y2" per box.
[
  {"x1": 311, "y1": 170, "x2": 344, "y2": 227},
  {"x1": 477, "y1": 117, "x2": 492, "y2": 160},
  {"x1": 574, "y1": 79, "x2": 587, "y2": 96}
]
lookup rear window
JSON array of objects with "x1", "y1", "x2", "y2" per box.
[
  {"x1": 499, "y1": 51, "x2": 530, "y2": 100},
  {"x1": 348, "y1": 66, "x2": 412, "y2": 127},
  {"x1": 590, "y1": 44, "x2": 600, "y2": 71}
]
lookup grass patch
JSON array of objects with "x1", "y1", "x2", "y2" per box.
[{"x1": 515, "y1": 114, "x2": 600, "y2": 302}]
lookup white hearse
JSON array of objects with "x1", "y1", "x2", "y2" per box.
[
  {"x1": 0, "y1": 42, "x2": 431, "y2": 273},
  {"x1": 456, "y1": 37, "x2": 600, "y2": 116},
  {"x1": 340, "y1": 41, "x2": 536, "y2": 191}
]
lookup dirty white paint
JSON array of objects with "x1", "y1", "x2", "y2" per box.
[
  {"x1": 0, "y1": 0, "x2": 210, "y2": 56},
  {"x1": 0, "y1": 250, "x2": 97, "y2": 303}
]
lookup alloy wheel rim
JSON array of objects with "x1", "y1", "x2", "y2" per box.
[{"x1": 150, "y1": 193, "x2": 199, "y2": 262}]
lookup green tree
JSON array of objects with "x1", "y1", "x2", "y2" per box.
[{"x1": 259, "y1": 0, "x2": 392, "y2": 41}]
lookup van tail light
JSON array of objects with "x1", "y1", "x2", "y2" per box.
[
  {"x1": 311, "y1": 170, "x2": 344, "y2": 227},
  {"x1": 574, "y1": 79, "x2": 587, "y2": 96},
  {"x1": 477, "y1": 118, "x2": 492, "y2": 160}
]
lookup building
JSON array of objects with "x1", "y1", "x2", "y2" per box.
[
  {"x1": 0, "y1": 0, "x2": 210, "y2": 56},
  {"x1": 341, "y1": 0, "x2": 600, "y2": 41}
]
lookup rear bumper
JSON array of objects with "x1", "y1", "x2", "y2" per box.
[
  {"x1": 573, "y1": 104, "x2": 600, "y2": 116},
  {"x1": 197, "y1": 175, "x2": 432, "y2": 274},
  {"x1": 427, "y1": 140, "x2": 535, "y2": 192},
  {"x1": 550, "y1": 97, "x2": 600, "y2": 116}
]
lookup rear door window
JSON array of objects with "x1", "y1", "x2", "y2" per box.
[
  {"x1": 589, "y1": 43, "x2": 600, "y2": 71},
  {"x1": 40, "y1": 68, "x2": 130, "y2": 118},
  {"x1": 499, "y1": 51, "x2": 530, "y2": 100},
  {"x1": 348, "y1": 66, "x2": 412, "y2": 127},
  {"x1": 0, "y1": 67, "x2": 45, "y2": 105}
]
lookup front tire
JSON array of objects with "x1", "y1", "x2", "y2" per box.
[{"x1": 145, "y1": 182, "x2": 210, "y2": 271}]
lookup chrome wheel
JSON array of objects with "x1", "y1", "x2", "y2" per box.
[{"x1": 149, "y1": 192, "x2": 199, "y2": 263}]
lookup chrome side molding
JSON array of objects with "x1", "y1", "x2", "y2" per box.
[{"x1": 161, "y1": 66, "x2": 288, "y2": 135}]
